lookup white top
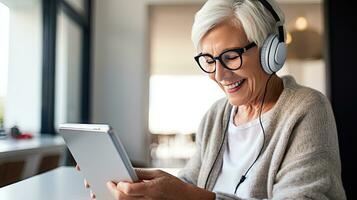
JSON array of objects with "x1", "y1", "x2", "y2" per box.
[{"x1": 212, "y1": 106, "x2": 274, "y2": 198}]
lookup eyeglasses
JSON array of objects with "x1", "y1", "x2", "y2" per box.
[{"x1": 194, "y1": 42, "x2": 256, "y2": 73}]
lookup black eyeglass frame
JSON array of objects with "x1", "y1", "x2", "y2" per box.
[{"x1": 194, "y1": 42, "x2": 256, "y2": 73}]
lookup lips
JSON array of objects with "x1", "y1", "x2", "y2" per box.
[{"x1": 224, "y1": 79, "x2": 246, "y2": 93}]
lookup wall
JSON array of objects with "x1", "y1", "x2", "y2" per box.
[
  {"x1": 92, "y1": 0, "x2": 150, "y2": 166},
  {"x1": 150, "y1": 4, "x2": 201, "y2": 75}
]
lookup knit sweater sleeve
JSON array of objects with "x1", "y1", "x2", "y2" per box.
[
  {"x1": 215, "y1": 91, "x2": 345, "y2": 200},
  {"x1": 269, "y1": 92, "x2": 346, "y2": 200}
]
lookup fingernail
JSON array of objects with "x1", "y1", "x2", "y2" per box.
[
  {"x1": 106, "y1": 181, "x2": 114, "y2": 188},
  {"x1": 84, "y1": 179, "x2": 90, "y2": 188},
  {"x1": 90, "y1": 190, "x2": 96, "y2": 198}
]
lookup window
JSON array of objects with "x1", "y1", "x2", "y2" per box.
[
  {"x1": 0, "y1": 0, "x2": 92, "y2": 186},
  {"x1": 0, "y1": 2, "x2": 9, "y2": 129},
  {"x1": 64, "y1": 0, "x2": 85, "y2": 16},
  {"x1": 55, "y1": 10, "x2": 83, "y2": 128},
  {"x1": 0, "y1": 0, "x2": 43, "y2": 135},
  {"x1": 42, "y1": 0, "x2": 92, "y2": 134},
  {"x1": 0, "y1": 0, "x2": 91, "y2": 136},
  {"x1": 149, "y1": 75, "x2": 224, "y2": 135}
]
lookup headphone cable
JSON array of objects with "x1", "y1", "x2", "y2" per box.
[{"x1": 234, "y1": 73, "x2": 274, "y2": 194}]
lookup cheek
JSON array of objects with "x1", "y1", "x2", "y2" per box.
[
  {"x1": 246, "y1": 78, "x2": 263, "y2": 100},
  {"x1": 247, "y1": 79, "x2": 255, "y2": 94}
]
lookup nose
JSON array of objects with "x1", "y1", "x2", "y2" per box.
[{"x1": 214, "y1": 60, "x2": 229, "y2": 82}]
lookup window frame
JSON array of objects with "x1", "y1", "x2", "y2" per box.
[{"x1": 41, "y1": 0, "x2": 92, "y2": 134}]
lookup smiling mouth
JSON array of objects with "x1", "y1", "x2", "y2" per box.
[{"x1": 224, "y1": 79, "x2": 246, "y2": 93}]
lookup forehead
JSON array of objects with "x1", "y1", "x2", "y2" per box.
[{"x1": 199, "y1": 20, "x2": 248, "y2": 53}]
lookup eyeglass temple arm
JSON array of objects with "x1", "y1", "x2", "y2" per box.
[{"x1": 243, "y1": 42, "x2": 257, "y2": 52}]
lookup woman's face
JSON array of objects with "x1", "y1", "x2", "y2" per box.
[{"x1": 199, "y1": 21, "x2": 268, "y2": 106}]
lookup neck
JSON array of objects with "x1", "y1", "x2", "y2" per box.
[{"x1": 234, "y1": 74, "x2": 283, "y2": 125}]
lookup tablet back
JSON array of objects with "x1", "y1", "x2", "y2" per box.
[{"x1": 59, "y1": 124, "x2": 138, "y2": 200}]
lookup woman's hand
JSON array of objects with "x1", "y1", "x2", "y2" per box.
[
  {"x1": 75, "y1": 164, "x2": 96, "y2": 200},
  {"x1": 106, "y1": 169, "x2": 215, "y2": 200}
]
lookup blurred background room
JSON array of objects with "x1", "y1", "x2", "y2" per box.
[{"x1": 0, "y1": 0, "x2": 355, "y2": 198}]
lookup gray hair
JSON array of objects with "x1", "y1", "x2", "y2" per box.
[{"x1": 192, "y1": 0, "x2": 285, "y2": 50}]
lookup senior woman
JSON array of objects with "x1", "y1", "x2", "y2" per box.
[{"x1": 95, "y1": 0, "x2": 346, "y2": 199}]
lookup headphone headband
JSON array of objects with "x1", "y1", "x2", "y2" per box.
[{"x1": 256, "y1": 0, "x2": 285, "y2": 42}]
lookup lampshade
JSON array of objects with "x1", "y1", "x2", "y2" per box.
[{"x1": 287, "y1": 29, "x2": 322, "y2": 60}]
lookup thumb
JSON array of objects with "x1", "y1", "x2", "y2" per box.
[{"x1": 135, "y1": 168, "x2": 161, "y2": 180}]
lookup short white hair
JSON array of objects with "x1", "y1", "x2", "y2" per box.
[{"x1": 192, "y1": 0, "x2": 285, "y2": 49}]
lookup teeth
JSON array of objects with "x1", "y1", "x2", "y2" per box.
[{"x1": 226, "y1": 79, "x2": 244, "y2": 89}]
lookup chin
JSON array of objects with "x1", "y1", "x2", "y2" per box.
[{"x1": 226, "y1": 95, "x2": 246, "y2": 107}]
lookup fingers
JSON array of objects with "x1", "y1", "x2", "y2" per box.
[
  {"x1": 107, "y1": 182, "x2": 120, "y2": 198},
  {"x1": 107, "y1": 182, "x2": 143, "y2": 200},
  {"x1": 135, "y1": 168, "x2": 162, "y2": 180},
  {"x1": 84, "y1": 179, "x2": 90, "y2": 188},
  {"x1": 76, "y1": 166, "x2": 95, "y2": 200},
  {"x1": 76, "y1": 165, "x2": 90, "y2": 189},
  {"x1": 90, "y1": 190, "x2": 96, "y2": 199},
  {"x1": 117, "y1": 181, "x2": 149, "y2": 196},
  {"x1": 83, "y1": 179, "x2": 94, "y2": 199},
  {"x1": 84, "y1": 179, "x2": 94, "y2": 199},
  {"x1": 77, "y1": 165, "x2": 90, "y2": 189}
]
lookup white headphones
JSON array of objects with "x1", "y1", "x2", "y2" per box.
[{"x1": 258, "y1": 0, "x2": 287, "y2": 74}]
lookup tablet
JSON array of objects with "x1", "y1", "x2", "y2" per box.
[{"x1": 59, "y1": 123, "x2": 138, "y2": 200}]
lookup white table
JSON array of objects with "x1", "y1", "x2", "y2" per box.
[
  {"x1": 0, "y1": 167, "x2": 88, "y2": 200},
  {"x1": 0, "y1": 166, "x2": 180, "y2": 200}
]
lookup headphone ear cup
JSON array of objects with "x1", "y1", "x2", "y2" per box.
[
  {"x1": 260, "y1": 34, "x2": 276, "y2": 74},
  {"x1": 274, "y1": 42, "x2": 286, "y2": 71},
  {"x1": 260, "y1": 34, "x2": 286, "y2": 74}
]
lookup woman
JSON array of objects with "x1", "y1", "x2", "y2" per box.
[{"x1": 87, "y1": 0, "x2": 346, "y2": 199}]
